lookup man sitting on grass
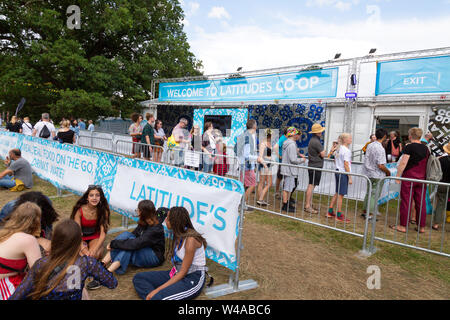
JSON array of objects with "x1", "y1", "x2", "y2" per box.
[{"x1": 0, "y1": 149, "x2": 33, "y2": 191}]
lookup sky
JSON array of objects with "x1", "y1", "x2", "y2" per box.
[{"x1": 179, "y1": 0, "x2": 450, "y2": 75}]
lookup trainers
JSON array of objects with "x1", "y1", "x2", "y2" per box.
[
  {"x1": 256, "y1": 200, "x2": 269, "y2": 206},
  {"x1": 326, "y1": 208, "x2": 335, "y2": 218},
  {"x1": 336, "y1": 213, "x2": 351, "y2": 223},
  {"x1": 86, "y1": 279, "x2": 101, "y2": 290}
]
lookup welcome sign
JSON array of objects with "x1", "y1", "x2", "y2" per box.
[
  {"x1": 376, "y1": 55, "x2": 450, "y2": 95},
  {"x1": 0, "y1": 132, "x2": 244, "y2": 271},
  {"x1": 159, "y1": 68, "x2": 339, "y2": 102}
]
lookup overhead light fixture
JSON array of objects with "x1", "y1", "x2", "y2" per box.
[
  {"x1": 334, "y1": 53, "x2": 341, "y2": 59},
  {"x1": 369, "y1": 48, "x2": 377, "y2": 54}
]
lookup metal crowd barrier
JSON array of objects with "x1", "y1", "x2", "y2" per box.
[
  {"x1": 245, "y1": 160, "x2": 374, "y2": 254},
  {"x1": 368, "y1": 176, "x2": 449, "y2": 257}
]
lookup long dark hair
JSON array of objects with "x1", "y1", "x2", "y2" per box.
[
  {"x1": 137, "y1": 200, "x2": 158, "y2": 227},
  {"x1": 166, "y1": 207, "x2": 207, "y2": 262},
  {"x1": 10, "y1": 191, "x2": 59, "y2": 230},
  {"x1": 70, "y1": 186, "x2": 110, "y2": 233},
  {"x1": 28, "y1": 219, "x2": 82, "y2": 300}
]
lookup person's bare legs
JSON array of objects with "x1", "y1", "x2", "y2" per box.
[{"x1": 305, "y1": 184, "x2": 314, "y2": 209}]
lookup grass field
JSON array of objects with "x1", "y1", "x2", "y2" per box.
[{"x1": 0, "y1": 163, "x2": 449, "y2": 300}]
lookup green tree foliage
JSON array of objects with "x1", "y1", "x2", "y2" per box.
[{"x1": 0, "y1": 0, "x2": 202, "y2": 122}]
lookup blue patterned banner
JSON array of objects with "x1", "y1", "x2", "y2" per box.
[
  {"x1": 159, "y1": 68, "x2": 339, "y2": 102},
  {"x1": 0, "y1": 131, "x2": 244, "y2": 271},
  {"x1": 376, "y1": 55, "x2": 450, "y2": 95}
]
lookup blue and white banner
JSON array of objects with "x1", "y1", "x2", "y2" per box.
[
  {"x1": 376, "y1": 55, "x2": 450, "y2": 95},
  {"x1": 0, "y1": 132, "x2": 244, "y2": 271},
  {"x1": 159, "y1": 68, "x2": 339, "y2": 102}
]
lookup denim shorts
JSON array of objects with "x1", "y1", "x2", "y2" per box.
[{"x1": 335, "y1": 172, "x2": 349, "y2": 196}]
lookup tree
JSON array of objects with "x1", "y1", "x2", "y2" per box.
[{"x1": 0, "y1": 0, "x2": 202, "y2": 122}]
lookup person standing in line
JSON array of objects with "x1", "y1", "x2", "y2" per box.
[
  {"x1": 78, "y1": 119, "x2": 86, "y2": 131},
  {"x1": 6, "y1": 116, "x2": 22, "y2": 133},
  {"x1": 32, "y1": 113, "x2": 56, "y2": 140},
  {"x1": 201, "y1": 122, "x2": 216, "y2": 173},
  {"x1": 70, "y1": 119, "x2": 80, "y2": 142},
  {"x1": 57, "y1": 120, "x2": 76, "y2": 144},
  {"x1": 362, "y1": 128, "x2": 391, "y2": 219},
  {"x1": 172, "y1": 118, "x2": 190, "y2": 167},
  {"x1": 87, "y1": 120, "x2": 95, "y2": 132},
  {"x1": 392, "y1": 128, "x2": 430, "y2": 234},
  {"x1": 141, "y1": 114, "x2": 155, "y2": 161},
  {"x1": 433, "y1": 142, "x2": 450, "y2": 231},
  {"x1": 362, "y1": 134, "x2": 377, "y2": 154},
  {"x1": 327, "y1": 133, "x2": 353, "y2": 223},
  {"x1": 385, "y1": 131, "x2": 402, "y2": 163},
  {"x1": 256, "y1": 129, "x2": 273, "y2": 206},
  {"x1": 273, "y1": 127, "x2": 288, "y2": 199},
  {"x1": 21, "y1": 117, "x2": 33, "y2": 136},
  {"x1": 190, "y1": 124, "x2": 202, "y2": 170},
  {"x1": 280, "y1": 127, "x2": 306, "y2": 213},
  {"x1": 153, "y1": 119, "x2": 166, "y2": 163},
  {"x1": 236, "y1": 119, "x2": 263, "y2": 212},
  {"x1": 305, "y1": 124, "x2": 326, "y2": 214},
  {"x1": 129, "y1": 113, "x2": 143, "y2": 159}
]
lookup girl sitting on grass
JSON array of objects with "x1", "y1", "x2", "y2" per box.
[
  {"x1": 133, "y1": 206, "x2": 207, "y2": 300},
  {"x1": 70, "y1": 185, "x2": 110, "y2": 260},
  {"x1": 86, "y1": 200, "x2": 165, "y2": 290},
  {"x1": 9, "y1": 219, "x2": 117, "y2": 300}
]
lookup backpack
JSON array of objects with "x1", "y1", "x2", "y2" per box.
[
  {"x1": 426, "y1": 146, "x2": 443, "y2": 182},
  {"x1": 39, "y1": 123, "x2": 51, "y2": 139}
]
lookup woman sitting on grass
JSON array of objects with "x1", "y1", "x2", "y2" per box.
[
  {"x1": 87, "y1": 200, "x2": 165, "y2": 290},
  {"x1": 9, "y1": 219, "x2": 117, "y2": 300},
  {"x1": 0, "y1": 202, "x2": 42, "y2": 300},
  {"x1": 70, "y1": 185, "x2": 110, "y2": 260},
  {"x1": 0, "y1": 191, "x2": 59, "y2": 255},
  {"x1": 133, "y1": 206, "x2": 207, "y2": 300}
]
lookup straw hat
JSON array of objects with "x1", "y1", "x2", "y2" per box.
[
  {"x1": 309, "y1": 123, "x2": 325, "y2": 134},
  {"x1": 443, "y1": 142, "x2": 450, "y2": 154}
]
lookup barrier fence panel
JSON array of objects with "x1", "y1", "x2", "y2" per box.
[
  {"x1": 369, "y1": 176, "x2": 449, "y2": 257},
  {"x1": 244, "y1": 160, "x2": 374, "y2": 253}
]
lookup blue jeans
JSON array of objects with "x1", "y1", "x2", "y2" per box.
[
  {"x1": 133, "y1": 270, "x2": 205, "y2": 300},
  {"x1": 110, "y1": 232, "x2": 161, "y2": 275},
  {"x1": 0, "y1": 175, "x2": 16, "y2": 189}
]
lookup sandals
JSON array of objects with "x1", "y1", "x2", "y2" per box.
[
  {"x1": 414, "y1": 227, "x2": 426, "y2": 234},
  {"x1": 432, "y1": 225, "x2": 439, "y2": 231},
  {"x1": 410, "y1": 220, "x2": 416, "y2": 225},
  {"x1": 389, "y1": 225, "x2": 406, "y2": 233}
]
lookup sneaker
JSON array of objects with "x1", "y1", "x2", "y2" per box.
[
  {"x1": 336, "y1": 213, "x2": 351, "y2": 223},
  {"x1": 256, "y1": 200, "x2": 269, "y2": 206},
  {"x1": 326, "y1": 209, "x2": 335, "y2": 218},
  {"x1": 86, "y1": 279, "x2": 101, "y2": 290}
]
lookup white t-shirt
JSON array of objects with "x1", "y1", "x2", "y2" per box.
[
  {"x1": 34, "y1": 121, "x2": 56, "y2": 139},
  {"x1": 88, "y1": 124, "x2": 95, "y2": 132},
  {"x1": 22, "y1": 122, "x2": 33, "y2": 136},
  {"x1": 335, "y1": 145, "x2": 352, "y2": 172}
]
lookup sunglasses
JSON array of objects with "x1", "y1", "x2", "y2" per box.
[{"x1": 88, "y1": 184, "x2": 103, "y2": 190}]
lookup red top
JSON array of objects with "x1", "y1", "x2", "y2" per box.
[
  {"x1": 80, "y1": 207, "x2": 100, "y2": 241},
  {"x1": 0, "y1": 256, "x2": 27, "y2": 288}
]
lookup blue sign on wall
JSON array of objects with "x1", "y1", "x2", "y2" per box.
[
  {"x1": 159, "y1": 68, "x2": 339, "y2": 102},
  {"x1": 376, "y1": 55, "x2": 450, "y2": 95}
]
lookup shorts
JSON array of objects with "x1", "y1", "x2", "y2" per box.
[
  {"x1": 335, "y1": 172, "x2": 349, "y2": 196},
  {"x1": 142, "y1": 145, "x2": 151, "y2": 159},
  {"x1": 277, "y1": 165, "x2": 283, "y2": 180},
  {"x1": 283, "y1": 176, "x2": 298, "y2": 193},
  {"x1": 243, "y1": 170, "x2": 256, "y2": 187},
  {"x1": 308, "y1": 169, "x2": 322, "y2": 186}
]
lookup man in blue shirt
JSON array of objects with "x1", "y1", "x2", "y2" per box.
[{"x1": 78, "y1": 119, "x2": 86, "y2": 130}]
